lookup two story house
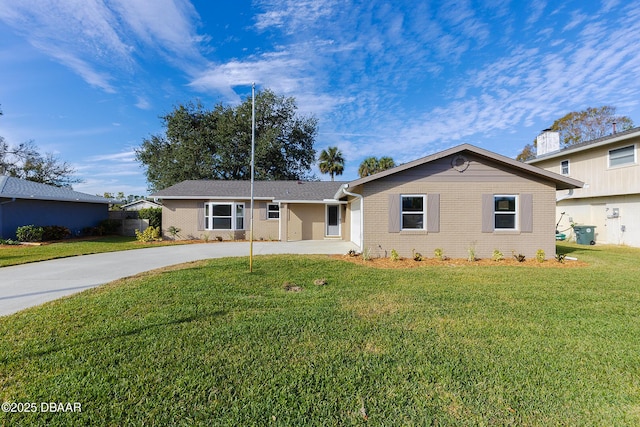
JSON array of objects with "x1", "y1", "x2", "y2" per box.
[{"x1": 528, "y1": 127, "x2": 640, "y2": 247}]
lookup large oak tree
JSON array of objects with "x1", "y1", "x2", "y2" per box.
[{"x1": 136, "y1": 89, "x2": 318, "y2": 192}]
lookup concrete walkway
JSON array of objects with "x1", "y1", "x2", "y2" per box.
[{"x1": 0, "y1": 240, "x2": 357, "y2": 317}]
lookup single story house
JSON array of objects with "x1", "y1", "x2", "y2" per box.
[
  {"x1": 0, "y1": 176, "x2": 111, "y2": 239},
  {"x1": 153, "y1": 144, "x2": 583, "y2": 259},
  {"x1": 153, "y1": 180, "x2": 347, "y2": 242}
]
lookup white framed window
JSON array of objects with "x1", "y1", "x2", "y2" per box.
[
  {"x1": 609, "y1": 145, "x2": 635, "y2": 168},
  {"x1": 494, "y1": 195, "x2": 517, "y2": 230},
  {"x1": 401, "y1": 195, "x2": 425, "y2": 230},
  {"x1": 267, "y1": 203, "x2": 280, "y2": 220},
  {"x1": 561, "y1": 159, "x2": 570, "y2": 175},
  {"x1": 204, "y1": 202, "x2": 244, "y2": 230}
]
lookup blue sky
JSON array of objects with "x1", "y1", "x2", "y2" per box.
[{"x1": 1, "y1": 0, "x2": 640, "y2": 196}]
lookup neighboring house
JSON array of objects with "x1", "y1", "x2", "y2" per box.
[
  {"x1": 152, "y1": 144, "x2": 582, "y2": 259},
  {"x1": 528, "y1": 127, "x2": 640, "y2": 247},
  {"x1": 121, "y1": 199, "x2": 162, "y2": 211},
  {"x1": 0, "y1": 176, "x2": 111, "y2": 239}
]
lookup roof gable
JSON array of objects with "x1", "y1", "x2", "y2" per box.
[
  {"x1": 343, "y1": 144, "x2": 583, "y2": 191},
  {"x1": 0, "y1": 176, "x2": 111, "y2": 204}
]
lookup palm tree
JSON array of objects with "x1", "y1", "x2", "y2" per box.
[
  {"x1": 318, "y1": 146, "x2": 344, "y2": 181},
  {"x1": 377, "y1": 156, "x2": 396, "y2": 171},
  {"x1": 358, "y1": 156, "x2": 396, "y2": 178},
  {"x1": 358, "y1": 156, "x2": 379, "y2": 178}
]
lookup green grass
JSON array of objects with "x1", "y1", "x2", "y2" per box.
[
  {"x1": 1, "y1": 243, "x2": 640, "y2": 426},
  {"x1": 0, "y1": 236, "x2": 180, "y2": 267}
]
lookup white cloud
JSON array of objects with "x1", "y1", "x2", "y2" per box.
[
  {"x1": 135, "y1": 96, "x2": 152, "y2": 110},
  {"x1": 254, "y1": 0, "x2": 338, "y2": 34},
  {"x1": 0, "y1": 0, "x2": 205, "y2": 93}
]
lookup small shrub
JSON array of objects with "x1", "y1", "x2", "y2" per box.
[
  {"x1": 362, "y1": 247, "x2": 372, "y2": 261},
  {"x1": 98, "y1": 219, "x2": 121, "y2": 235},
  {"x1": 167, "y1": 226, "x2": 181, "y2": 239},
  {"x1": 434, "y1": 248, "x2": 443, "y2": 260},
  {"x1": 513, "y1": 253, "x2": 526, "y2": 263},
  {"x1": 347, "y1": 249, "x2": 359, "y2": 257},
  {"x1": 390, "y1": 249, "x2": 400, "y2": 261},
  {"x1": 536, "y1": 249, "x2": 546, "y2": 263},
  {"x1": 412, "y1": 249, "x2": 423, "y2": 261},
  {"x1": 555, "y1": 253, "x2": 566, "y2": 263},
  {"x1": 42, "y1": 225, "x2": 71, "y2": 241},
  {"x1": 16, "y1": 225, "x2": 44, "y2": 242},
  {"x1": 0, "y1": 238, "x2": 20, "y2": 245},
  {"x1": 467, "y1": 245, "x2": 477, "y2": 262},
  {"x1": 135, "y1": 226, "x2": 161, "y2": 242},
  {"x1": 492, "y1": 249, "x2": 504, "y2": 261},
  {"x1": 82, "y1": 226, "x2": 104, "y2": 236}
]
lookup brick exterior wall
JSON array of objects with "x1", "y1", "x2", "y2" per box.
[
  {"x1": 357, "y1": 154, "x2": 558, "y2": 260},
  {"x1": 161, "y1": 199, "x2": 344, "y2": 242}
]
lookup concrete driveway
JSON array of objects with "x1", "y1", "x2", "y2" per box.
[{"x1": 0, "y1": 240, "x2": 357, "y2": 317}]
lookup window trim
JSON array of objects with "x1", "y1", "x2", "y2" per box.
[
  {"x1": 400, "y1": 194, "x2": 426, "y2": 231},
  {"x1": 560, "y1": 159, "x2": 570, "y2": 175},
  {"x1": 266, "y1": 203, "x2": 280, "y2": 220},
  {"x1": 204, "y1": 202, "x2": 245, "y2": 230},
  {"x1": 493, "y1": 195, "x2": 518, "y2": 231},
  {"x1": 608, "y1": 144, "x2": 636, "y2": 168}
]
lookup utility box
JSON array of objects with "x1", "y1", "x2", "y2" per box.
[{"x1": 574, "y1": 225, "x2": 596, "y2": 245}]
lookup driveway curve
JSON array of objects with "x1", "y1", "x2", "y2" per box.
[{"x1": 0, "y1": 240, "x2": 357, "y2": 317}]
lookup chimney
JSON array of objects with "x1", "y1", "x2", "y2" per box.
[
  {"x1": 612, "y1": 122, "x2": 617, "y2": 134},
  {"x1": 536, "y1": 129, "x2": 560, "y2": 156}
]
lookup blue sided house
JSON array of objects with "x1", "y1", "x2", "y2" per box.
[{"x1": 0, "y1": 176, "x2": 111, "y2": 239}]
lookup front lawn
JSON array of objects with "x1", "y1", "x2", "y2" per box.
[
  {"x1": 0, "y1": 236, "x2": 179, "y2": 267},
  {"x1": 1, "y1": 244, "x2": 639, "y2": 425}
]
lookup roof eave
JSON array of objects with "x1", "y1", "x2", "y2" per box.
[{"x1": 1, "y1": 194, "x2": 111, "y2": 204}]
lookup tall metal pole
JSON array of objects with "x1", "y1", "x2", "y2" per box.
[{"x1": 249, "y1": 83, "x2": 256, "y2": 272}]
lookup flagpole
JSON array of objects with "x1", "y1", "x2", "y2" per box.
[{"x1": 249, "y1": 83, "x2": 256, "y2": 272}]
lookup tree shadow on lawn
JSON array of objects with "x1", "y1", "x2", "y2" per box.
[
  {"x1": 1, "y1": 309, "x2": 227, "y2": 364},
  {"x1": 556, "y1": 243, "x2": 602, "y2": 255}
]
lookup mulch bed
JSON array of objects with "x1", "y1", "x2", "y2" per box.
[{"x1": 332, "y1": 254, "x2": 589, "y2": 269}]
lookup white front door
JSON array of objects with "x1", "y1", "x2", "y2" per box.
[{"x1": 326, "y1": 205, "x2": 340, "y2": 237}]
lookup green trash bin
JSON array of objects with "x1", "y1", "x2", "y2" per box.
[{"x1": 574, "y1": 225, "x2": 596, "y2": 245}]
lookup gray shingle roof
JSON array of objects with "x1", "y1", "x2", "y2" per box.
[
  {"x1": 152, "y1": 180, "x2": 347, "y2": 202},
  {"x1": 0, "y1": 176, "x2": 111, "y2": 204}
]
